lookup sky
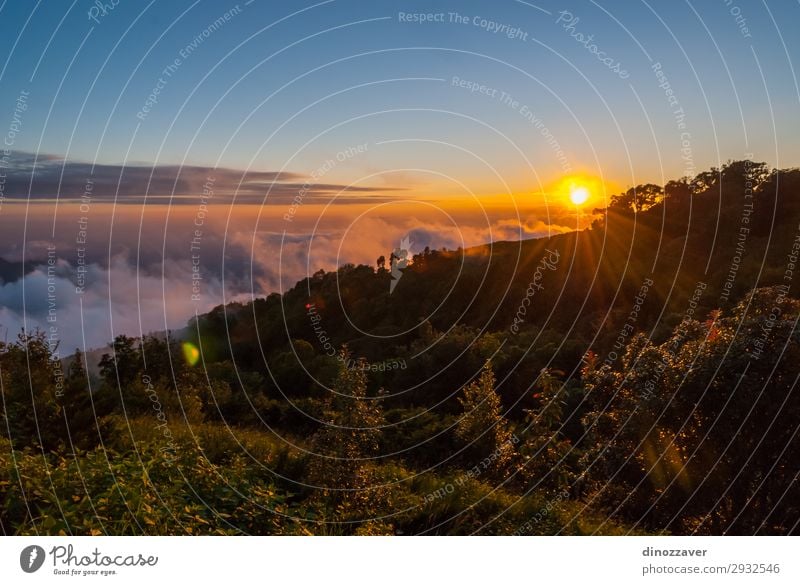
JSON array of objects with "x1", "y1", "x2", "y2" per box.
[{"x1": 0, "y1": 0, "x2": 798, "y2": 349}]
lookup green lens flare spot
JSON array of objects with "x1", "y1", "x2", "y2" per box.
[{"x1": 182, "y1": 342, "x2": 200, "y2": 366}]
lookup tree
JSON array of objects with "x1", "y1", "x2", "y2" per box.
[
  {"x1": 721, "y1": 159, "x2": 770, "y2": 190},
  {"x1": 519, "y1": 369, "x2": 577, "y2": 493},
  {"x1": 0, "y1": 331, "x2": 63, "y2": 449},
  {"x1": 59, "y1": 348, "x2": 105, "y2": 450},
  {"x1": 690, "y1": 168, "x2": 720, "y2": 194},
  {"x1": 305, "y1": 351, "x2": 391, "y2": 534},
  {"x1": 610, "y1": 184, "x2": 663, "y2": 213},
  {"x1": 580, "y1": 287, "x2": 800, "y2": 534},
  {"x1": 664, "y1": 178, "x2": 692, "y2": 203},
  {"x1": 455, "y1": 362, "x2": 516, "y2": 480},
  {"x1": 98, "y1": 335, "x2": 141, "y2": 390},
  {"x1": 140, "y1": 334, "x2": 184, "y2": 383}
]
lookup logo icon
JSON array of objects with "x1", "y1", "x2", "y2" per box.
[
  {"x1": 390, "y1": 235, "x2": 412, "y2": 294},
  {"x1": 20, "y1": 545, "x2": 46, "y2": 573}
]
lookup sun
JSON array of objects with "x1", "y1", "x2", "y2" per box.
[
  {"x1": 569, "y1": 185, "x2": 590, "y2": 206},
  {"x1": 548, "y1": 174, "x2": 608, "y2": 209}
]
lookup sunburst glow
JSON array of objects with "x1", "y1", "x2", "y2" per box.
[
  {"x1": 549, "y1": 175, "x2": 608, "y2": 209},
  {"x1": 570, "y1": 186, "x2": 590, "y2": 205}
]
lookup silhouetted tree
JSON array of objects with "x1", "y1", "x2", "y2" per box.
[{"x1": 610, "y1": 184, "x2": 663, "y2": 212}]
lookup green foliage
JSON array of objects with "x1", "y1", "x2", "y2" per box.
[
  {"x1": 0, "y1": 331, "x2": 91, "y2": 451},
  {"x1": 518, "y1": 369, "x2": 580, "y2": 494},
  {"x1": 0, "y1": 435, "x2": 312, "y2": 535},
  {"x1": 455, "y1": 362, "x2": 516, "y2": 479},
  {"x1": 580, "y1": 287, "x2": 800, "y2": 533},
  {"x1": 3, "y1": 161, "x2": 800, "y2": 535},
  {"x1": 304, "y1": 353, "x2": 392, "y2": 533}
]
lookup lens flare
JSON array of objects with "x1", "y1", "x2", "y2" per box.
[{"x1": 182, "y1": 342, "x2": 200, "y2": 366}]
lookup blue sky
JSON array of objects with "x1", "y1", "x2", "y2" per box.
[{"x1": 1, "y1": 0, "x2": 798, "y2": 193}]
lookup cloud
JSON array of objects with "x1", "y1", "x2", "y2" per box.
[
  {"x1": 0, "y1": 254, "x2": 227, "y2": 350},
  {"x1": 0, "y1": 256, "x2": 35, "y2": 285},
  {"x1": 493, "y1": 218, "x2": 574, "y2": 240},
  {"x1": 0, "y1": 151, "x2": 404, "y2": 204},
  {"x1": 0, "y1": 157, "x2": 577, "y2": 349},
  {"x1": 237, "y1": 214, "x2": 576, "y2": 294},
  {"x1": 0, "y1": 207, "x2": 575, "y2": 348}
]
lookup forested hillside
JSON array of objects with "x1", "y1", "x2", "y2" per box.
[{"x1": 2, "y1": 161, "x2": 799, "y2": 535}]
